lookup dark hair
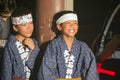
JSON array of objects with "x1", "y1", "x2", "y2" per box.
[
  {"x1": 11, "y1": 7, "x2": 32, "y2": 17},
  {"x1": 0, "y1": 0, "x2": 17, "y2": 13}
]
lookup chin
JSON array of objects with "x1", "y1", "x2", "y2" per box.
[{"x1": 25, "y1": 35, "x2": 32, "y2": 38}]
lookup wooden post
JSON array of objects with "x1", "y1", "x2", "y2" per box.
[{"x1": 36, "y1": 0, "x2": 64, "y2": 45}]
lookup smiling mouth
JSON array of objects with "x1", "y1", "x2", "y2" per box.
[{"x1": 69, "y1": 29, "x2": 75, "y2": 33}]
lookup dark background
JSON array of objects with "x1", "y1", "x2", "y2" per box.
[
  {"x1": 74, "y1": 0, "x2": 120, "y2": 47},
  {"x1": 16, "y1": 0, "x2": 119, "y2": 47}
]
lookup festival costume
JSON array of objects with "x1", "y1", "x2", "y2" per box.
[
  {"x1": 38, "y1": 35, "x2": 99, "y2": 80},
  {"x1": 1, "y1": 35, "x2": 40, "y2": 80}
]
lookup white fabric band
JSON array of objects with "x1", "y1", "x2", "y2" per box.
[
  {"x1": 12, "y1": 13, "x2": 33, "y2": 25},
  {"x1": 56, "y1": 13, "x2": 78, "y2": 24}
]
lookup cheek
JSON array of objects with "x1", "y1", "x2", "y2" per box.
[
  {"x1": 75, "y1": 25, "x2": 79, "y2": 29},
  {"x1": 76, "y1": 26, "x2": 79, "y2": 30},
  {"x1": 18, "y1": 27, "x2": 27, "y2": 33},
  {"x1": 31, "y1": 26, "x2": 34, "y2": 31}
]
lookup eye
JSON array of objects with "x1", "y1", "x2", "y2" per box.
[
  {"x1": 74, "y1": 21, "x2": 78, "y2": 25},
  {"x1": 74, "y1": 22, "x2": 78, "y2": 24},
  {"x1": 21, "y1": 24, "x2": 27, "y2": 26}
]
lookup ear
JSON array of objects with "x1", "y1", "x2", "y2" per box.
[
  {"x1": 13, "y1": 26, "x2": 18, "y2": 32},
  {"x1": 57, "y1": 24, "x2": 62, "y2": 31}
]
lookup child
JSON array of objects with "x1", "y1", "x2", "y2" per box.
[
  {"x1": 38, "y1": 11, "x2": 99, "y2": 80},
  {"x1": 1, "y1": 7, "x2": 40, "y2": 80},
  {"x1": 0, "y1": 0, "x2": 17, "y2": 46},
  {"x1": 0, "y1": 0, "x2": 17, "y2": 75}
]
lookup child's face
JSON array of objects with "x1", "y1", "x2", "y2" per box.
[
  {"x1": 57, "y1": 20, "x2": 78, "y2": 38},
  {"x1": 13, "y1": 21, "x2": 34, "y2": 38}
]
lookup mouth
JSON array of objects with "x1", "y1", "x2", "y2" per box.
[
  {"x1": 26, "y1": 31, "x2": 32, "y2": 34},
  {"x1": 69, "y1": 29, "x2": 75, "y2": 33}
]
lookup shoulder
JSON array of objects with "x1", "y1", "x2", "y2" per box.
[
  {"x1": 48, "y1": 35, "x2": 61, "y2": 46},
  {"x1": 76, "y1": 39, "x2": 90, "y2": 48},
  {"x1": 77, "y1": 39, "x2": 94, "y2": 55},
  {"x1": 5, "y1": 35, "x2": 17, "y2": 47}
]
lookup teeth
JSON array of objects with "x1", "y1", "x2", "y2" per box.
[{"x1": 70, "y1": 30, "x2": 74, "y2": 33}]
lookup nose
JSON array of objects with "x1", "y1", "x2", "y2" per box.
[{"x1": 70, "y1": 23, "x2": 76, "y2": 28}]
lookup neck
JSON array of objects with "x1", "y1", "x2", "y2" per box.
[
  {"x1": 63, "y1": 35, "x2": 74, "y2": 51},
  {"x1": 15, "y1": 35, "x2": 25, "y2": 43},
  {"x1": 2, "y1": 17, "x2": 8, "y2": 21}
]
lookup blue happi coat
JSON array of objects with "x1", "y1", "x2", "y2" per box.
[
  {"x1": 1, "y1": 35, "x2": 40, "y2": 80},
  {"x1": 38, "y1": 35, "x2": 99, "y2": 80}
]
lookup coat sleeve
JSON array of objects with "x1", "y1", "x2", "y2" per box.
[
  {"x1": 38, "y1": 42, "x2": 58, "y2": 80},
  {"x1": 26, "y1": 40, "x2": 40, "y2": 70},
  {"x1": 83, "y1": 48, "x2": 100, "y2": 80},
  {"x1": 1, "y1": 46, "x2": 13, "y2": 80}
]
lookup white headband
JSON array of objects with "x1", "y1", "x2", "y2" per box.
[
  {"x1": 56, "y1": 13, "x2": 78, "y2": 24},
  {"x1": 12, "y1": 13, "x2": 33, "y2": 25}
]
